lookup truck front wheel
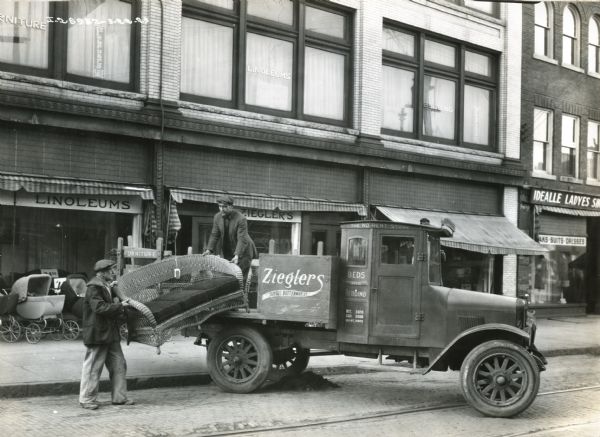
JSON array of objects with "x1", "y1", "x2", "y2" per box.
[
  {"x1": 460, "y1": 340, "x2": 540, "y2": 418},
  {"x1": 207, "y1": 326, "x2": 273, "y2": 394}
]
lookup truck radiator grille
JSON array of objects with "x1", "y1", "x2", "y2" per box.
[{"x1": 458, "y1": 315, "x2": 485, "y2": 331}]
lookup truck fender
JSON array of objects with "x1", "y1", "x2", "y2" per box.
[{"x1": 423, "y1": 323, "x2": 532, "y2": 375}]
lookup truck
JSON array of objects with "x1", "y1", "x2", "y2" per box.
[{"x1": 195, "y1": 219, "x2": 547, "y2": 418}]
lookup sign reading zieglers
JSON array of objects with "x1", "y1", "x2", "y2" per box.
[
  {"x1": 15, "y1": 193, "x2": 142, "y2": 214},
  {"x1": 538, "y1": 235, "x2": 587, "y2": 247},
  {"x1": 531, "y1": 188, "x2": 600, "y2": 210}
]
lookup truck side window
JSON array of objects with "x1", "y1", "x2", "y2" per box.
[
  {"x1": 428, "y1": 234, "x2": 442, "y2": 285},
  {"x1": 381, "y1": 236, "x2": 414, "y2": 265},
  {"x1": 347, "y1": 237, "x2": 367, "y2": 266}
]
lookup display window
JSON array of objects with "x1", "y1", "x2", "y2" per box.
[
  {"x1": 532, "y1": 246, "x2": 586, "y2": 304},
  {"x1": 0, "y1": 206, "x2": 133, "y2": 288}
]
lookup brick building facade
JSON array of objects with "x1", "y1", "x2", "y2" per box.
[
  {"x1": 520, "y1": 1, "x2": 600, "y2": 315},
  {"x1": 0, "y1": 0, "x2": 547, "y2": 300}
]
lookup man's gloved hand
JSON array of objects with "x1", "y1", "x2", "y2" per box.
[
  {"x1": 202, "y1": 250, "x2": 212, "y2": 256},
  {"x1": 230, "y1": 255, "x2": 239, "y2": 264}
]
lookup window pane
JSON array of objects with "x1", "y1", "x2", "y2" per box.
[
  {"x1": 563, "y1": 7, "x2": 576, "y2": 38},
  {"x1": 381, "y1": 236, "x2": 414, "y2": 265},
  {"x1": 561, "y1": 147, "x2": 576, "y2": 176},
  {"x1": 591, "y1": 19, "x2": 600, "y2": 45},
  {"x1": 245, "y1": 33, "x2": 293, "y2": 111},
  {"x1": 67, "y1": 0, "x2": 131, "y2": 83},
  {"x1": 464, "y1": 0, "x2": 494, "y2": 14},
  {"x1": 561, "y1": 115, "x2": 577, "y2": 147},
  {"x1": 534, "y1": 3, "x2": 548, "y2": 27},
  {"x1": 590, "y1": 46, "x2": 599, "y2": 73},
  {"x1": 423, "y1": 76, "x2": 455, "y2": 140},
  {"x1": 192, "y1": 0, "x2": 233, "y2": 9},
  {"x1": 588, "y1": 121, "x2": 600, "y2": 151},
  {"x1": 465, "y1": 51, "x2": 491, "y2": 76},
  {"x1": 181, "y1": 18, "x2": 233, "y2": 100},
  {"x1": 424, "y1": 40, "x2": 455, "y2": 68},
  {"x1": 348, "y1": 238, "x2": 367, "y2": 266},
  {"x1": 588, "y1": 151, "x2": 599, "y2": 179},
  {"x1": 305, "y1": 6, "x2": 344, "y2": 39},
  {"x1": 534, "y1": 109, "x2": 549, "y2": 142},
  {"x1": 382, "y1": 28, "x2": 414, "y2": 57},
  {"x1": 304, "y1": 47, "x2": 345, "y2": 120},
  {"x1": 0, "y1": 0, "x2": 48, "y2": 68},
  {"x1": 533, "y1": 141, "x2": 547, "y2": 171},
  {"x1": 535, "y1": 26, "x2": 547, "y2": 56},
  {"x1": 463, "y1": 85, "x2": 490, "y2": 145},
  {"x1": 382, "y1": 65, "x2": 414, "y2": 132},
  {"x1": 248, "y1": 0, "x2": 293, "y2": 26},
  {"x1": 563, "y1": 36, "x2": 574, "y2": 64}
]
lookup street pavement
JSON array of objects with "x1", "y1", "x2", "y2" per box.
[{"x1": 0, "y1": 315, "x2": 598, "y2": 398}]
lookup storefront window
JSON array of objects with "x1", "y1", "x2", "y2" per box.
[
  {"x1": 0, "y1": 0, "x2": 49, "y2": 68},
  {"x1": 245, "y1": 33, "x2": 293, "y2": 111},
  {"x1": 533, "y1": 246, "x2": 586, "y2": 304},
  {"x1": 0, "y1": 206, "x2": 132, "y2": 287},
  {"x1": 66, "y1": 0, "x2": 132, "y2": 83},
  {"x1": 181, "y1": 18, "x2": 233, "y2": 100},
  {"x1": 248, "y1": 221, "x2": 292, "y2": 255}
]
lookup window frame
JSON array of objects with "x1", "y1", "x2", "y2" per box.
[
  {"x1": 533, "y1": 107, "x2": 553, "y2": 175},
  {"x1": 534, "y1": 2, "x2": 553, "y2": 58},
  {"x1": 180, "y1": 0, "x2": 353, "y2": 127},
  {"x1": 587, "y1": 120, "x2": 600, "y2": 180},
  {"x1": 562, "y1": 4, "x2": 580, "y2": 67},
  {"x1": 381, "y1": 22, "x2": 498, "y2": 151},
  {"x1": 589, "y1": 16, "x2": 600, "y2": 74},
  {"x1": 0, "y1": 0, "x2": 140, "y2": 91},
  {"x1": 560, "y1": 113, "x2": 580, "y2": 178}
]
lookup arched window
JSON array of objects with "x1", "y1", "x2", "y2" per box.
[
  {"x1": 589, "y1": 16, "x2": 600, "y2": 74},
  {"x1": 534, "y1": 2, "x2": 553, "y2": 57},
  {"x1": 562, "y1": 5, "x2": 580, "y2": 66}
]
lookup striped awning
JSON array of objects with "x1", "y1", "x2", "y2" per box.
[
  {"x1": 0, "y1": 174, "x2": 154, "y2": 200},
  {"x1": 540, "y1": 205, "x2": 600, "y2": 217},
  {"x1": 377, "y1": 206, "x2": 548, "y2": 256},
  {"x1": 170, "y1": 188, "x2": 367, "y2": 216}
]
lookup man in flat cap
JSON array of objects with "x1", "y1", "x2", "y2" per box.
[
  {"x1": 79, "y1": 259, "x2": 133, "y2": 410},
  {"x1": 202, "y1": 195, "x2": 257, "y2": 280}
]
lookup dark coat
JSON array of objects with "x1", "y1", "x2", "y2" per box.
[
  {"x1": 82, "y1": 276, "x2": 125, "y2": 346},
  {"x1": 207, "y1": 209, "x2": 257, "y2": 272}
]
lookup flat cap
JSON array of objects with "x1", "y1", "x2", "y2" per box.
[
  {"x1": 216, "y1": 195, "x2": 234, "y2": 206},
  {"x1": 94, "y1": 259, "x2": 116, "y2": 272}
]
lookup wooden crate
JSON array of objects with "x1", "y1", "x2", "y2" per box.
[{"x1": 257, "y1": 254, "x2": 338, "y2": 328}]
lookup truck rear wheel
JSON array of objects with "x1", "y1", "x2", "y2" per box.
[
  {"x1": 207, "y1": 326, "x2": 272, "y2": 393},
  {"x1": 460, "y1": 340, "x2": 539, "y2": 418},
  {"x1": 273, "y1": 345, "x2": 310, "y2": 374}
]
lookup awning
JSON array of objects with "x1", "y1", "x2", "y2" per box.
[
  {"x1": 377, "y1": 206, "x2": 548, "y2": 256},
  {"x1": 0, "y1": 174, "x2": 154, "y2": 200},
  {"x1": 170, "y1": 188, "x2": 367, "y2": 216},
  {"x1": 540, "y1": 205, "x2": 600, "y2": 217}
]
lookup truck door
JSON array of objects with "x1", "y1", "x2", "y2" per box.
[{"x1": 370, "y1": 229, "x2": 421, "y2": 341}]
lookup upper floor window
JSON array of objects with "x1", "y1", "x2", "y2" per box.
[
  {"x1": 588, "y1": 121, "x2": 600, "y2": 180},
  {"x1": 446, "y1": 0, "x2": 499, "y2": 18},
  {"x1": 589, "y1": 16, "x2": 600, "y2": 74},
  {"x1": 382, "y1": 25, "x2": 497, "y2": 151},
  {"x1": 533, "y1": 108, "x2": 553, "y2": 174},
  {"x1": 562, "y1": 5, "x2": 580, "y2": 66},
  {"x1": 561, "y1": 114, "x2": 579, "y2": 178},
  {"x1": 534, "y1": 2, "x2": 553, "y2": 58},
  {"x1": 0, "y1": 0, "x2": 138, "y2": 90},
  {"x1": 181, "y1": 0, "x2": 353, "y2": 126}
]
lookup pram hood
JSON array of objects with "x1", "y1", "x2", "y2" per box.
[{"x1": 10, "y1": 274, "x2": 52, "y2": 300}]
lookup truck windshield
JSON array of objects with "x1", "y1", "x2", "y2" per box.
[{"x1": 428, "y1": 234, "x2": 442, "y2": 285}]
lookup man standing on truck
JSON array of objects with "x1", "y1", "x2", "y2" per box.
[
  {"x1": 202, "y1": 195, "x2": 257, "y2": 281},
  {"x1": 79, "y1": 259, "x2": 133, "y2": 410}
]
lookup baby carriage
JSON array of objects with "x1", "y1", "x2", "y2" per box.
[
  {"x1": 0, "y1": 289, "x2": 21, "y2": 342},
  {"x1": 10, "y1": 274, "x2": 67, "y2": 344},
  {"x1": 57, "y1": 274, "x2": 86, "y2": 340}
]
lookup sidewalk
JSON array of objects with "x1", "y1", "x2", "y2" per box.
[{"x1": 1, "y1": 315, "x2": 599, "y2": 398}]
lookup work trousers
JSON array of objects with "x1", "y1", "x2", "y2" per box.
[{"x1": 79, "y1": 341, "x2": 128, "y2": 404}]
